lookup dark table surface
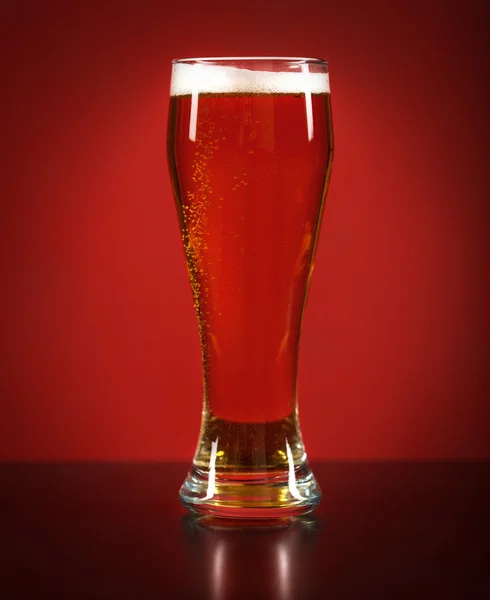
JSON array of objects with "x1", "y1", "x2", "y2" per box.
[{"x1": 1, "y1": 462, "x2": 489, "y2": 599}]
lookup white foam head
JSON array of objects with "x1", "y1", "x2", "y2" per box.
[{"x1": 170, "y1": 62, "x2": 330, "y2": 96}]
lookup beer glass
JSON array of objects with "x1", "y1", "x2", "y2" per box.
[{"x1": 167, "y1": 57, "x2": 333, "y2": 518}]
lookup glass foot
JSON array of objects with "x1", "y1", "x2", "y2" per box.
[{"x1": 179, "y1": 461, "x2": 321, "y2": 519}]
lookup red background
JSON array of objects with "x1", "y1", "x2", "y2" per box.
[{"x1": 1, "y1": 0, "x2": 488, "y2": 460}]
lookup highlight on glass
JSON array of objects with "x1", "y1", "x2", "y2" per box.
[{"x1": 167, "y1": 57, "x2": 333, "y2": 518}]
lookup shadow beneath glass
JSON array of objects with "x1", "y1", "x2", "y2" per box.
[{"x1": 181, "y1": 513, "x2": 325, "y2": 600}]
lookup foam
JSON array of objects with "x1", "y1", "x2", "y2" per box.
[{"x1": 170, "y1": 63, "x2": 330, "y2": 96}]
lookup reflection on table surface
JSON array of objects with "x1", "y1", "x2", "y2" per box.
[
  {"x1": 181, "y1": 513, "x2": 323, "y2": 600},
  {"x1": 1, "y1": 462, "x2": 488, "y2": 599}
]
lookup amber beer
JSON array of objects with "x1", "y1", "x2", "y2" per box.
[{"x1": 167, "y1": 59, "x2": 333, "y2": 517}]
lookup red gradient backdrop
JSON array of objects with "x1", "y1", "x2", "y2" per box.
[{"x1": 0, "y1": 0, "x2": 488, "y2": 460}]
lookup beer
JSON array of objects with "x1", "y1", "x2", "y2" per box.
[{"x1": 167, "y1": 60, "x2": 333, "y2": 516}]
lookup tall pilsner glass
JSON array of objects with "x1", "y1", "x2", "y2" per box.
[{"x1": 167, "y1": 58, "x2": 333, "y2": 518}]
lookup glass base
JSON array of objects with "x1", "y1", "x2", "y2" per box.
[{"x1": 179, "y1": 460, "x2": 321, "y2": 519}]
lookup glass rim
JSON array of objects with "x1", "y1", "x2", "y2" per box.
[{"x1": 172, "y1": 56, "x2": 328, "y2": 66}]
